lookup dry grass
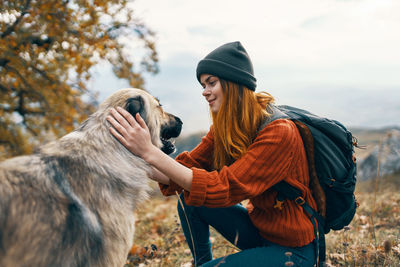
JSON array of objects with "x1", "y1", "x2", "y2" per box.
[
  {"x1": 125, "y1": 192, "x2": 239, "y2": 267},
  {"x1": 125, "y1": 175, "x2": 400, "y2": 267},
  {"x1": 326, "y1": 175, "x2": 400, "y2": 266}
]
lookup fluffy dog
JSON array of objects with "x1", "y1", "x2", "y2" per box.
[{"x1": 0, "y1": 88, "x2": 182, "y2": 267}]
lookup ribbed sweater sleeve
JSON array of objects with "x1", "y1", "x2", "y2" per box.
[{"x1": 158, "y1": 127, "x2": 214, "y2": 196}]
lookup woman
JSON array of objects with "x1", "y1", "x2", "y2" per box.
[{"x1": 107, "y1": 41, "x2": 317, "y2": 266}]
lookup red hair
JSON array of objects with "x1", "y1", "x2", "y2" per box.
[{"x1": 211, "y1": 79, "x2": 274, "y2": 170}]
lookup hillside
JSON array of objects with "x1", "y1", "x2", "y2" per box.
[
  {"x1": 170, "y1": 131, "x2": 207, "y2": 158},
  {"x1": 350, "y1": 127, "x2": 400, "y2": 160}
]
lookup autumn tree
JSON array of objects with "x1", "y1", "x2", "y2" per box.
[{"x1": 0, "y1": 0, "x2": 158, "y2": 158}]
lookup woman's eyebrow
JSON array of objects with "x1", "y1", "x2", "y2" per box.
[{"x1": 203, "y1": 75, "x2": 216, "y2": 84}]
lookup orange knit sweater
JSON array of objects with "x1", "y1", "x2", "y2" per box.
[{"x1": 159, "y1": 119, "x2": 317, "y2": 247}]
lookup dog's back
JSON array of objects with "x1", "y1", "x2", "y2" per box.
[
  {"x1": 0, "y1": 134, "x2": 148, "y2": 267},
  {"x1": 0, "y1": 153, "x2": 111, "y2": 267}
]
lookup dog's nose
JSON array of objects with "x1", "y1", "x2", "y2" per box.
[{"x1": 174, "y1": 116, "x2": 183, "y2": 125}]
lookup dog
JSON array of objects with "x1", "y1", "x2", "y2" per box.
[{"x1": 0, "y1": 88, "x2": 182, "y2": 267}]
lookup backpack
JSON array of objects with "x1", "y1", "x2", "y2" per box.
[{"x1": 260, "y1": 105, "x2": 359, "y2": 267}]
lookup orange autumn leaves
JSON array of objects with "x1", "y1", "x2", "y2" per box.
[
  {"x1": 0, "y1": 0, "x2": 158, "y2": 159},
  {"x1": 128, "y1": 244, "x2": 158, "y2": 265}
]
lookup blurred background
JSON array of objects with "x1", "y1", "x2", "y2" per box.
[{"x1": 1, "y1": 0, "x2": 399, "y2": 157}]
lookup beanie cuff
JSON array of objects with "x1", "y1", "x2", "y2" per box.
[{"x1": 197, "y1": 59, "x2": 257, "y2": 91}]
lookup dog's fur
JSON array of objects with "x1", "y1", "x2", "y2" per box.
[{"x1": 0, "y1": 88, "x2": 182, "y2": 267}]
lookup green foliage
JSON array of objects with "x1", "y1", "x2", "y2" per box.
[{"x1": 0, "y1": 0, "x2": 158, "y2": 158}]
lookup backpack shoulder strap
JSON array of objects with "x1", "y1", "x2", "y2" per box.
[
  {"x1": 258, "y1": 105, "x2": 289, "y2": 131},
  {"x1": 292, "y1": 120, "x2": 326, "y2": 218}
]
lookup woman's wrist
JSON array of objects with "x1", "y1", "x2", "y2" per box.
[
  {"x1": 150, "y1": 167, "x2": 170, "y2": 185},
  {"x1": 142, "y1": 145, "x2": 162, "y2": 166},
  {"x1": 143, "y1": 145, "x2": 193, "y2": 191}
]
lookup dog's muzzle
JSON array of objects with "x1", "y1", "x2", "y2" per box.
[{"x1": 161, "y1": 116, "x2": 182, "y2": 155}]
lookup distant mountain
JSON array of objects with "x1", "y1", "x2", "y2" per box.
[
  {"x1": 349, "y1": 127, "x2": 399, "y2": 159},
  {"x1": 171, "y1": 131, "x2": 207, "y2": 158},
  {"x1": 350, "y1": 126, "x2": 400, "y2": 146},
  {"x1": 357, "y1": 129, "x2": 400, "y2": 181}
]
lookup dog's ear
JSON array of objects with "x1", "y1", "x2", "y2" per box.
[{"x1": 126, "y1": 96, "x2": 146, "y2": 120}]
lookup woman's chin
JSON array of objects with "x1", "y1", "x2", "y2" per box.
[{"x1": 210, "y1": 106, "x2": 220, "y2": 114}]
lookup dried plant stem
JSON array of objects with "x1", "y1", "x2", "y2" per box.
[
  {"x1": 214, "y1": 231, "x2": 239, "y2": 267},
  {"x1": 176, "y1": 191, "x2": 197, "y2": 267},
  {"x1": 371, "y1": 139, "x2": 383, "y2": 266}
]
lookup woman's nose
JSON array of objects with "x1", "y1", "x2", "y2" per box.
[{"x1": 202, "y1": 86, "x2": 211, "y2": 96}]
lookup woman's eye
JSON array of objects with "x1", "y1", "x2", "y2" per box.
[{"x1": 209, "y1": 81, "x2": 216, "y2": 86}]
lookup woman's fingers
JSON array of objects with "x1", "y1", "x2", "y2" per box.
[
  {"x1": 107, "y1": 112, "x2": 129, "y2": 137},
  {"x1": 135, "y1": 113, "x2": 148, "y2": 130},
  {"x1": 110, "y1": 107, "x2": 133, "y2": 130},
  {"x1": 109, "y1": 125, "x2": 128, "y2": 147},
  {"x1": 116, "y1": 106, "x2": 138, "y2": 128}
]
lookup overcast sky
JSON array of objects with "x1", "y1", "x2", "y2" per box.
[{"x1": 91, "y1": 0, "x2": 400, "y2": 136}]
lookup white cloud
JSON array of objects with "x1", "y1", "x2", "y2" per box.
[{"x1": 133, "y1": 0, "x2": 400, "y2": 63}]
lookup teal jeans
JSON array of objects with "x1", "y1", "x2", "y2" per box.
[{"x1": 177, "y1": 193, "x2": 316, "y2": 267}]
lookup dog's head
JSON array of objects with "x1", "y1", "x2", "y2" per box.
[{"x1": 101, "y1": 88, "x2": 182, "y2": 155}]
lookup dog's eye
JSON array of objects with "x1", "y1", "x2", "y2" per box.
[{"x1": 154, "y1": 97, "x2": 162, "y2": 107}]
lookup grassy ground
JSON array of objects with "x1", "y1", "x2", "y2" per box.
[
  {"x1": 125, "y1": 190, "x2": 239, "y2": 267},
  {"x1": 125, "y1": 173, "x2": 400, "y2": 267}
]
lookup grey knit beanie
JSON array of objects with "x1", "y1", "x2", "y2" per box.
[{"x1": 196, "y1": 41, "x2": 257, "y2": 91}]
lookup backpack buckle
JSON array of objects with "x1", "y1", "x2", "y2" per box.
[{"x1": 295, "y1": 196, "x2": 305, "y2": 205}]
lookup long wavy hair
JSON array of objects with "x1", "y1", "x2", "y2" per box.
[{"x1": 211, "y1": 79, "x2": 275, "y2": 170}]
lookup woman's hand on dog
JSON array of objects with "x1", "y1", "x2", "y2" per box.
[
  {"x1": 107, "y1": 107, "x2": 157, "y2": 160},
  {"x1": 108, "y1": 107, "x2": 193, "y2": 191}
]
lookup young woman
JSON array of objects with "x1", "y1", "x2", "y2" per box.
[{"x1": 107, "y1": 41, "x2": 317, "y2": 266}]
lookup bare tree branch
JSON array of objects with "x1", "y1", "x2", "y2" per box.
[
  {"x1": 4, "y1": 65, "x2": 50, "y2": 115},
  {"x1": 1, "y1": 105, "x2": 46, "y2": 115},
  {"x1": 22, "y1": 118, "x2": 39, "y2": 136},
  {"x1": 0, "y1": 83, "x2": 10, "y2": 92},
  {"x1": 18, "y1": 57, "x2": 58, "y2": 84},
  {"x1": 4, "y1": 64, "x2": 34, "y2": 94}
]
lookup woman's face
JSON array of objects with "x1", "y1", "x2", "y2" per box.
[{"x1": 200, "y1": 74, "x2": 224, "y2": 114}]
